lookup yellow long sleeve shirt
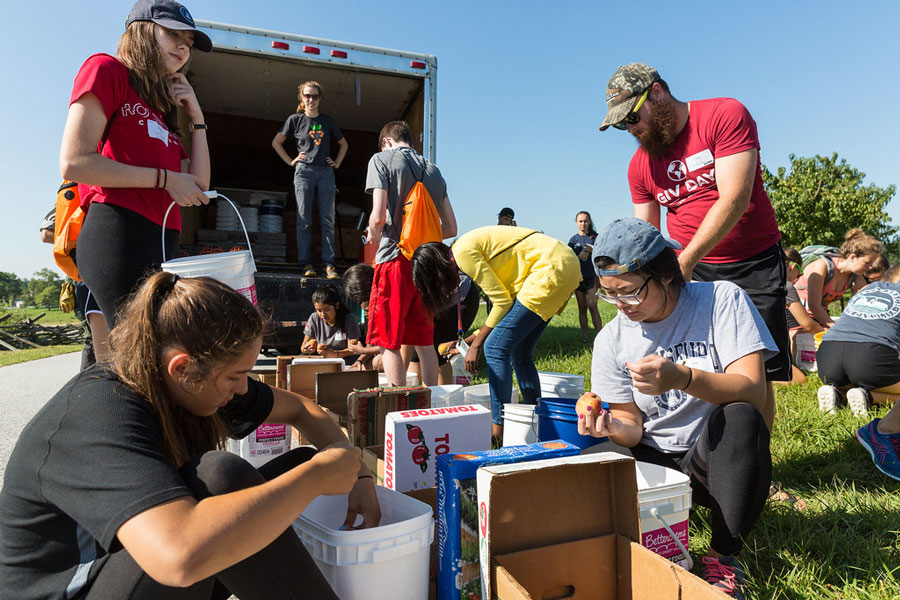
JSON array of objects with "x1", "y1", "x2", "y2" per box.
[{"x1": 452, "y1": 226, "x2": 581, "y2": 328}]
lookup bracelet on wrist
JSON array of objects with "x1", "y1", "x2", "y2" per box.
[
  {"x1": 681, "y1": 367, "x2": 693, "y2": 391},
  {"x1": 357, "y1": 473, "x2": 374, "y2": 481},
  {"x1": 161, "y1": 168, "x2": 168, "y2": 190},
  {"x1": 154, "y1": 168, "x2": 161, "y2": 189}
]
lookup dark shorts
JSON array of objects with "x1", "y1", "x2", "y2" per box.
[
  {"x1": 816, "y1": 341, "x2": 900, "y2": 390},
  {"x1": 692, "y1": 243, "x2": 791, "y2": 382},
  {"x1": 576, "y1": 277, "x2": 597, "y2": 294}
]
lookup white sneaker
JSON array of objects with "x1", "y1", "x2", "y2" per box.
[
  {"x1": 817, "y1": 385, "x2": 840, "y2": 415},
  {"x1": 846, "y1": 388, "x2": 871, "y2": 418}
]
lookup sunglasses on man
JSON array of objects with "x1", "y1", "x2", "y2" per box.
[{"x1": 612, "y1": 88, "x2": 650, "y2": 130}]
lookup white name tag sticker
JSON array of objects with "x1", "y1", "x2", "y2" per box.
[
  {"x1": 147, "y1": 119, "x2": 169, "y2": 146},
  {"x1": 685, "y1": 149, "x2": 713, "y2": 172}
]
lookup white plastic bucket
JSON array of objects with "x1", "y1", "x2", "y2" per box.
[
  {"x1": 538, "y1": 371, "x2": 585, "y2": 398},
  {"x1": 161, "y1": 194, "x2": 258, "y2": 305},
  {"x1": 293, "y1": 485, "x2": 433, "y2": 600},
  {"x1": 429, "y1": 384, "x2": 464, "y2": 408},
  {"x1": 464, "y1": 382, "x2": 518, "y2": 412},
  {"x1": 378, "y1": 372, "x2": 420, "y2": 387},
  {"x1": 795, "y1": 332, "x2": 817, "y2": 371},
  {"x1": 502, "y1": 403, "x2": 538, "y2": 446},
  {"x1": 635, "y1": 461, "x2": 693, "y2": 570}
]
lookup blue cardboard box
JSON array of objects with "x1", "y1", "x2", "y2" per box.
[{"x1": 435, "y1": 440, "x2": 580, "y2": 600}]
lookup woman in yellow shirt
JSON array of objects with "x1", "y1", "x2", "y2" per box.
[{"x1": 411, "y1": 226, "x2": 580, "y2": 440}]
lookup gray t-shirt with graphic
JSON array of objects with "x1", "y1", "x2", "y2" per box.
[
  {"x1": 365, "y1": 147, "x2": 447, "y2": 264},
  {"x1": 591, "y1": 281, "x2": 777, "y2": 453},
  {"x1": 278, "y1": 113, "x2": 343, "y2": 166},
  {"x1": 304, "y1": 312, "x2": 361, "y2": 351},
  {"x1": 822, "y1": 281, "x2": 900, "y2": 354}
]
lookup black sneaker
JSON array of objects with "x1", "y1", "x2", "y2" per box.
[{"x1": 699, "y1": 555, "x2": 746, "y2": 600}]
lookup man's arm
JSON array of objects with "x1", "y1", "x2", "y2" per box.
[
  {"x1": 633, "y1": 201, "x2": 661, "y2": 230},
  {"x1": 368, "y1": 188, "x2": 388, "y2": 247},
  {"x1": 439, "y1": 195, "x2": 457, "y2": 239},
  {"x1": 676, "y1": 149, "x2": 756, "y2": 280}
]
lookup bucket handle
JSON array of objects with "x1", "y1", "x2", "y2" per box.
[
  {"x1": 162, "y1": 192, "x2": 255, "y2": 264},
  {"x1": 642, "y1": 505, "x2": 693, "y2": 571},
  {"x1": 370, "y1": 537, "x2": 424, "y2": 563}
]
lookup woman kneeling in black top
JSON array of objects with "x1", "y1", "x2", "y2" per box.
[{"x1": 0, "y1": 272, "x2": 378, "y2": 600}]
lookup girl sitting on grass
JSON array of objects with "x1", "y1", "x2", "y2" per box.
[{"x1": 302, "y1": 284, "x2": 362, "y2": 365}]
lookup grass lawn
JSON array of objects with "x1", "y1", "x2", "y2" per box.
[
  {"x1": 0, "y1": 307, "x2": 80, "y2": 325},
  {"x1": 0, "y1": 345, "x2": 81, "y2": 367},
  {"x1": 469, "y1": 300, "x2": 900, "y2": 599}
]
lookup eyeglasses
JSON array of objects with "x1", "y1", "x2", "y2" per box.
[
  {"x1": 596, "y1": 277, "x2": 650, "y2": 306},
  {"x1": 613, "y1": 88, "x2": 650, "y2": 130},
  {"x1": 303, "y1": 93, "x2": 321, "y2": 100}
]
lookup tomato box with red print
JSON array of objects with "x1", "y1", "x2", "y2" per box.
[{"x1": 384, "y1": 404, "x2": 491, "y2": 492}]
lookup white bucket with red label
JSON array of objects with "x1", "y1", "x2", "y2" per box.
[
  {"x1": 161, "y1": 193, "x2": 258, "y2": 305},
  {"x1": 635, "y1": 461, "x2": 693, "y2": 570}
]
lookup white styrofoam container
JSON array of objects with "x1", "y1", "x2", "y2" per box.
[
  {"x1": 384, "y1": 404, "x2": 491, "y2": 491},
  {"x1": 378, "y1": 372, "x2": 420, "y2": 387},
  {"x1": 428, "y1": 384, "x2": 464, "y2": 408},
  {"x1": 635, "y1": 461, "x2": 693, "y2": 570},
  {"x1": 502, "y1": 403, "x2": 538, "y2": 446},
  {"x1": 293, "y1": 486, "x2": 434, "y2": 600},
  {"x1": 538, "y1": 371, "x2": 585, "y2": 398}
]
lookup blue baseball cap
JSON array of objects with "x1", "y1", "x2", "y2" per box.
[
  {"x1": 592, "y1": 218, "x2": 681, "y2": 276},
  {"x1": 126, "y1": 0, "x2": 212, "y2": 52}
]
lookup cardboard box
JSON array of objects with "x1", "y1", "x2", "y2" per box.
[
  {"x1": 315, "y1": 370, "x2": 379, "y2": 418},
  {"x1": 292, "y1": 406, "x2": 348, "y2": 447},
  {"x1": 435, "y1": 441, "x2": 581, "y2": 600},
  {"x1": 347, "y1": 386, "x2": 431, "y2": 448},
  {"x1": 363, "y1": 445, "x2": 385, "y2": 483},
  {"x1": 286, "y1": 357, "x2": 344, "y2": 398},
  {"x1": 249, "y1": 369, "x2": 277, "y2": 387},
  {"x1": 479, "y1": 453, "x2": 731, "y2": 600},
  {"x1": 275, "y1": 355, "x2": 305, "y2": 389},
  {"x1": 384, "y1": 404, "x2": 491, "y2": 492}
]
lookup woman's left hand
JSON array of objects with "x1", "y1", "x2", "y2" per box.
[
  {"x1": 169, "y1": 73, "x2": 203, "y2": 122},
  {"x1": 465, "y1": 343, "x2": 480, "y2": 374},
  {"x1": 342, "y1": 476, "x2": 381, "y2": 530},
  {"x1": 627, "y1": 355, "x2": 685, "y2": 395}
]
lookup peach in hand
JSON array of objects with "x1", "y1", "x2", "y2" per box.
[{"x1": 575, "y1": 392, "x2": 603, "y2": 419}]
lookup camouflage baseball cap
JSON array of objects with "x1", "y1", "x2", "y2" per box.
[{"x1": 599, "y1": 63, "x2": 660, "y2": 131}]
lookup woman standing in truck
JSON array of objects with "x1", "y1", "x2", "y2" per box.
[
  {"x1": 272, "y1": 81, "x2": 349, "y2": 280},
  {"x1": 59, "y1": 0, "x2": 213, "y2": 331}
]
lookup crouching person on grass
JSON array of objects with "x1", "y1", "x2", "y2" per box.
[
  {"x1": 0, "y1": 272, "x2": 379, "y2": 600},
  {"x1": 582, "y1": 218, "x2": 775, "y2": 600}
]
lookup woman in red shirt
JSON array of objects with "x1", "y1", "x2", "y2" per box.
[{"x1": 59, "y1": 0, "x2": 212, "y2": 331}]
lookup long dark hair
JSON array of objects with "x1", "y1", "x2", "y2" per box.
[
  {"x1": 117, "y1": 21, "x2": 183, "y2": 134},
  {"x1": 411, "y1": 242, "x2": 458, "y2": 314},
  {"x1": 576, "y1": 211, "x2": 598, "y2": 238},
  {"x1": 312, "y1": 284, "x2": 349, "y2": 328},
  {"x1": 109, "y1": 272, "x2": 266, "y2": 467}
]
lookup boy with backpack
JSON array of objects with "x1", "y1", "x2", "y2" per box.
[{"x1": 365, "y1": 121, "x2": 457, "y2": 386}]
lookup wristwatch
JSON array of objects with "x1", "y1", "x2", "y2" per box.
[{"x1": 190, "y1": 123, "x2": 208, "y2": 133}]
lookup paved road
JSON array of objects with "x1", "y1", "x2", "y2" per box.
[{"x1": 0, "y1": 352, "x2": 81, "y2": 489}]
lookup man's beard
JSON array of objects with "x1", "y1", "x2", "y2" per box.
[{"x1": 636, "y1": 98, "x2": 679, "y2": 158}]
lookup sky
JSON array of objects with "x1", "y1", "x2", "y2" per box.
[{"x1": 2, "y1": 0, "x2": 899, "y2": 279}]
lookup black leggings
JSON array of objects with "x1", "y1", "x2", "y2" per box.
[
  {"x1": 82, "y1": 448, "x2": 338, "y2": 600},
  {"x1": 77, "y1": 202, "x2": 179, "y2": 330},
  {"x1": 630, "y1": 403, "x2": 771, "y2": 557},
  {"x1": 817, "y1": 340, "x2": 900, "y2": 390}
]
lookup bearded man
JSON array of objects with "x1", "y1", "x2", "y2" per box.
[{"x1": 599, "y1": 63, "x2": 789, "y2": 433}]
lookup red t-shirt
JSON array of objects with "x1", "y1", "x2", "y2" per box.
[
  {"x1": 70, "y1": 54, "x2": 187, "y2": 231},
  {"x1": 628, "y1": 97, "x2": 780, "y2": 263}
]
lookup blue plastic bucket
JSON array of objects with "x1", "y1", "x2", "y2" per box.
[{"x1": 536, "y1": 397, "x2": 607, "y2": 449}]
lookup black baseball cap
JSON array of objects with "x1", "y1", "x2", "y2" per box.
[
  {"x1": 125, "y1": 0, "x2": 212, "y2": 52},
  {"x1": 498, "y1": 207, "x2": 515, "y2": 218}
]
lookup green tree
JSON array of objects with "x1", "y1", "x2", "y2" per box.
[
  {"x1": 26, "y1": 268, "x2": 63, "y2": 308},
  {"x1": 763, "y1": 152, "x2": 897, "y2": 253},
  {"x1": 0, "y1": 272, "x2": 24, "y2": 305}
]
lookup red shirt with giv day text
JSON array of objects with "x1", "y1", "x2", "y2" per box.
[
  {"x1": 628, "y1": 97, "x2": 780, "y2": 263},
  {"x1": 70, "y1": 53, "x2": 188, "y2": 231}
]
